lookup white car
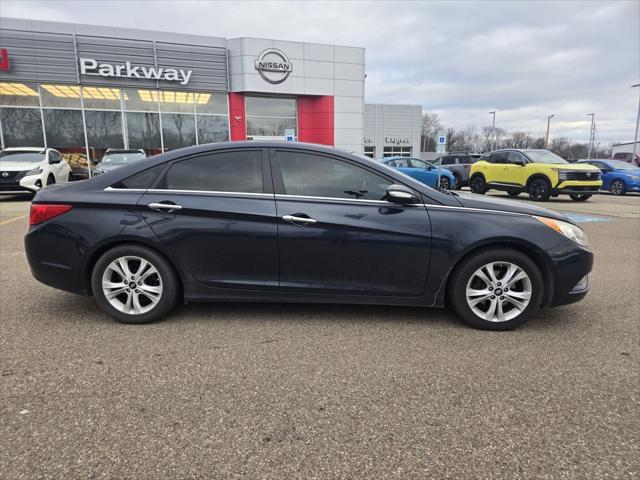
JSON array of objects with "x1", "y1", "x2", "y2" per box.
[{"x1": 0, "y1": 147, "x2": 72, "y2": 194}]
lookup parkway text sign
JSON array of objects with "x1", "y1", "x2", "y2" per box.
[{"x1": 79, "y1": 58, "x2": 193, "y2": 85}]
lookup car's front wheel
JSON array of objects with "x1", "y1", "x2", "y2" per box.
[
  {"x1": 609, "y1": 180, "x2": 625, "y2": 195},
  {"x1": 448, "y1": 248, "x2": 543, "y2": 330},
  {"x1": 91, "y1": 244, "x2": 179, "y2": 324},
  {"x1": 469, "y1": 175, "x2": 487, "y2": 194}
]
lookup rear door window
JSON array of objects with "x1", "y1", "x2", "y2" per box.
[
  {"x1": 490, "y1": 152, "x2": 509, "y2": 164},
  {"x1": 441, "y1": 157, "x2": 456, "y2": 165},
  {"x1": 159, "y1": 150, "x2": 264, "y2": 193}
]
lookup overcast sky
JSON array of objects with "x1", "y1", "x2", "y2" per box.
[{"x1": 2, "y1": 0, "x2": 639, "y2": 145}]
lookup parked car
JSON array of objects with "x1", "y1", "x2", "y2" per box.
[
  {"x1": 0, "y1": 147, "x2": 72, "y2": 194},
  {"x1": 432, "y1": 153, "x2": 482, "y2": 189},
  {"x1": 25, "y1": 141, "x2": 593, "y2": 331},
  {"x1": 469, "y1": 149, "x2": 602, "y2": 201},
  {"x1": 94, "y1": 149, "x2": 146, "y2": 175},
  {"x1": 612, "y1": 151, "x2": 640, "y2": 167},
  {"x1": 378, "y1": 156, "x2": 456, "y2": 190},
  {"x1": 577, "y1": 159, "x2": 640, "y2": 195}
]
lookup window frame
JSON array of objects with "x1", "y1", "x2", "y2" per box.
[{"x1": 269, "y1": 147, "x2": 410, "y2": 203}]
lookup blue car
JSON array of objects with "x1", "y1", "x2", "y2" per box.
[
  {"x1": 379, "y1": 156, "x2": 456, "y2": 189},
  {"x1": 577, "y1": 159, "x2": 640, "y2": 195}
]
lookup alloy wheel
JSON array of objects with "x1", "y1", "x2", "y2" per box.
[
  {"x1": 465, "y1": 261, "x2": 532, "y2": 322},
  {"x1": 440, "y1": 176, "x2": 451, "y2": 190},
  {"x1": 610, "y1": 180, "x2": 625, "y2": 195},
  {"x1": 101, "y1": 256, "x2": 163, "y2": 315},
  {"x1": 529, "y1": 181, "x2": 547, "y2": 201}
]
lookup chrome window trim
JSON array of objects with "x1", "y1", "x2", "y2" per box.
[
  {"x1": 274, "y1": 193, "x2": 400, "y2": 206},
  {"x1": 104, "y1": 187, "x2": 147, "y2": 193},
  {"x1": 147, "y1": 188, "x2": 273, "y2": 197}
]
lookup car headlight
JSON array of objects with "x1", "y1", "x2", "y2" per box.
[
  {"x1": 534, "y1": 216, "x2": 588, "y2": 248},
  {"x1": 26, "y1": 167, "x2": 43, "y2": 175},
  {"x1": 630, "y1": 175, "x2": 640, "y2": 181}
]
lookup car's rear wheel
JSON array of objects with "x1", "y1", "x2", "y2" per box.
[
  {"x1": 448, "y1": 248, "x2": 543, "y2": 330},
  {"x1": 469, "y1": 175, "x2": 486, "y2": 194},
  {"x1": 609, "y1": 180, "x2": 625, "y2": 195},
  {"x1": 569, "y1": 193, "x2": 592, "y2": 201},
  {"x1": 527, "y1": 178, "x2": 551, "y2": 201},
  {"x1": 91, "y1": 244, "x2": 179, "y2": 324},
  {"x1": 439, "y1": 176, "x2": 451, "y2": 190},
  {"x1": 68, "y1": 172, "x2": 73, "y2": 182},
  {"x1": 452, "y1": 173, "x2": 462, "y2": 190}
]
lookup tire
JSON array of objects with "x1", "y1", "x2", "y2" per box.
[
  {"x1": 469, "y1": 175, "x2": 487, "y2": 194},
  {"x1": 68, "y1": 173, "x2": 73, "y2": 182},
  {"x1": 527, "y1": 178, "x2": 551, "y2": 201},
  {"x1": 91, "y1": 244, "x2": 180, "y2": 324},
  {"x1": 609, "y1": 180, "x2": 625, "y2": 196},
  {"x1": 439, "y1": 176, "x2": 451, "y2": 190},
  {"x1": 448, "y1": 248, "x2": 544, "y2": 331},
  {"x1": 569, "y1": 193, "x2": 592, "y2": 201},
  {"x1": 452, "y1": 174, "x2": 462, "y2": 190},
  {"x1": 46, "y1": 174, "x2": 55, "y2": 187},
  {"x1": 507, "y1": 191, "x2": 520, "y2": 197}
]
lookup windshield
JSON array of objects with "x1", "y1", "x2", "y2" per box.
[
  {"x1": 524, "y1": 150, "x2": 569, "y2": 164},
  {"x1": 101, "y1": 153, "x2": 145, "y2": 165},
  {"x1": 608, "y1": 160, "x2": 639, "y2": 170},
  {"x1": 0, "y1": 151, "x2": 45, "y2": 163}
]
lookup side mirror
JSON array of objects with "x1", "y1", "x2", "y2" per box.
[
  {"x1": 514, "y1": 160, "x2": 525, "y2": 166},
  {"x1": 386, "y1": 184, "x2": 419, "y2": 204}
]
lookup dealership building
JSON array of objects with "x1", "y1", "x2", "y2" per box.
[{"x1": 0, "y1": 18, "x2": 421, "y2": 164}]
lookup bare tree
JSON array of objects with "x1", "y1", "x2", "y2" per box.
[{"x1": 420, "y1": 112, "x2": 443, "y2": 152}]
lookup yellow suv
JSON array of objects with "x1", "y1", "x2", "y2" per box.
[{"x1": 469, "y1": 149, "x2": 602, "y2": 201}]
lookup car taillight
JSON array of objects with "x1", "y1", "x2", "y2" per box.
[{"x1": 29, "y1": 204, "x2": 72, "y2": 226}]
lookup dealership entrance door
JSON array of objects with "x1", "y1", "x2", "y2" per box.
[{"x1": 245, "y1": 95, "x2": 297, "y2": 141}]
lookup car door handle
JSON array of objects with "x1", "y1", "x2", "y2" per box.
[
  {"x1": 282, "y1": 214, "x2": 317, "y2": 225},
  {"x1": 148, "y1": 202, "x2": 182, "y2": 212}
]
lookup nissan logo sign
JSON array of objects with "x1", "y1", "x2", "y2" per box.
[{"x1": 254, "y1": 48, "x2": 292, "y2": 84}]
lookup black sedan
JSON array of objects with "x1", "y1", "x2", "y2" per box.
[{"x1": 25, "y1": 142, "x2": 593, "y2": 330}]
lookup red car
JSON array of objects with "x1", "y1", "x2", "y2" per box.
[{"x1": 612, "y1": 152, "x2": 640, "y2": 167}]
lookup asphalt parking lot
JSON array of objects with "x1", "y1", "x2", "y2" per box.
[{"x1": 1, "y1": 192, "x2": 639, "y2": 479}]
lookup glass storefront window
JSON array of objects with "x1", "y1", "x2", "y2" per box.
[
  {"x1": 82, "y1": 87, "x2": 123, "y2": 110},
  {"x1": 245, "y1": 96, "x2": 296, "y2": 117},
  {"x1": 40, "y1": 84, "x2": 82, "y2": 108},
  {"x1": 126, "y1": 112, "x2": 161, "y2": 152},
  {"x1": 246, "y1": 117, "x2": 296, "y2": 137},
  {"x1": 123, "y1": 89, "x2": 159, "y2": 112},
  {"x1": 43, "y1": 109, "x2": 85, "y2": 148},
  {"x1": 382, "y1": 146, "x2": 412, "y2": 157},
  {"x1": 162, "y1": 113, "x2": 196, "y2": 150},
  {"x1": 0, "y1": 82, "x2": 41, "y2": 107},
  {"x1": 0, "y1": 108, "x2": 44, "y2": 147},
  {"x1": 364, "y1": 146, "x2": 376, "y2": 158},
  {"x1": 197, "y1": 115, "x2": 229, "y2": 144},
  {"x1": 85, "y1": 110, "x2": 124, "y2": 162},
  {"x1": 195, "y1": 92, "x2": 228, "y2": 115},
  {"x1": 158, "y1": 90, "x2": 195, "y2": 114}
]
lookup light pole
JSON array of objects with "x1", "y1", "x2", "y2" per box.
[
  {"x1": 545, "y1": 114, "x2": 554, "y2": 148},
  {"x1": 632, "y1": 84, "x2": 640, "y2": 165},
  {"x1": 489, "y1": 111, "x2": 496, "y2": 151},
  {"x1": 586, "y1": 113, "x2": 595, "y2": 159}
]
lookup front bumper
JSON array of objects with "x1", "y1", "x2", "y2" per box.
[
  {"x1": 553, "y1": 180, "x2": 602, "y2": 195},
  {"x1": 546, "y1": 240, "x2": 594, "y2": 307},
  {"x1": 19, "y1": 174, "x2": 43, "y2": 192}
]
